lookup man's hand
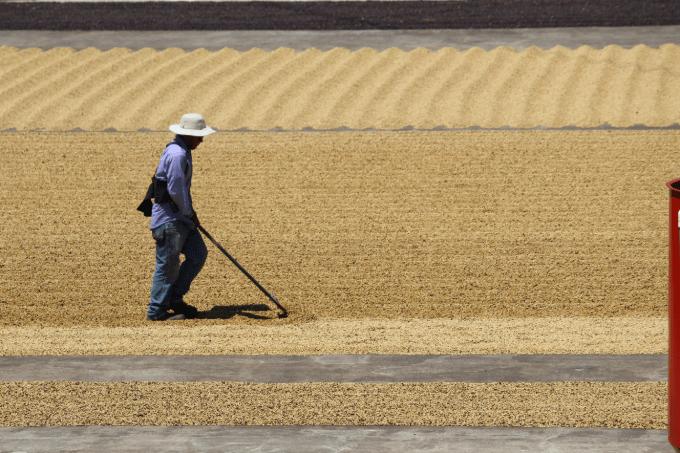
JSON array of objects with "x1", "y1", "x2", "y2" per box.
[{"x1": 191, "y1": 211, "x2": 201, "y2": 228}]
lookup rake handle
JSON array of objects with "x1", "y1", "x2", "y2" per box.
[{"x1": 197, "y1": 225, "x2": 288, "y2": 317}]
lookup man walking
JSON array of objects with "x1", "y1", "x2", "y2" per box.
[{"x1": 146, "y1": 113, "x2": 215, "y2": 321}]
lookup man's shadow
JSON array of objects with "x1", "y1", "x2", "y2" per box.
[{"x1": 196, "y1": 304, "x2": 273, "y2": 320}]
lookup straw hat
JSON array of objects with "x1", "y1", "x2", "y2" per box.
[{"x1": 169, "y1": 113, "x2": 216, "y2": 137}]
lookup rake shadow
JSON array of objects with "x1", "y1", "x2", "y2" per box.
[{"x1": 196, "y1": 304, "x2": 272, "y2": 320}]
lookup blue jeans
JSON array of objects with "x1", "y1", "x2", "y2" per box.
[{"x1": 148, "y1": 221, "x2": 208, "y2": 319}]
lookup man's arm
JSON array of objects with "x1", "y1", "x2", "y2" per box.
[{"x1": 165, "y1": 150, "x2": 194, "y2": 222}]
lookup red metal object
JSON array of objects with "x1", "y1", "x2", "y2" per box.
[{"x1": 668, "y1": 178, "x2": 680, "y2": 448}]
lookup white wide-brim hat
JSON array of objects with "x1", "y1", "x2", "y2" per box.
[{"x1": 169, "y1": 113, "x2": 216, "y2": 137}]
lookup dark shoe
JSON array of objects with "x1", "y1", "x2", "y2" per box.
[
  {"x1": 169, "y1": 300, "x2": 199, "y2": 319},
  {"x1": 147, "y1": 312, "x2": 186, "y2": 321}
]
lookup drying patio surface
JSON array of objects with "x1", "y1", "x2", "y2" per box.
[
  {"x1": 0, "y1": 110, "x2": 673, "y2": 437},
  {"x1": 3, "y1": 8, "x2": 678, "y2": 448},
  {"x1": 0, "y1": 381, "x2": 666, "y2": 428},
  {"x1": 0, "y1": 45, "x2": 679, "y2": 130},
  {"x1": 0, "y1": 318, "x2": 666, "y2": 355},
  {"x1": 1, "y1": 131, "x2": 676, "y2": 327},
  {"x1": 0, "y1": 129, "x2": 674, "y2": 354}
]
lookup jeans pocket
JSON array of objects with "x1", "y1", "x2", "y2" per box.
[
  {"x1": 152, "y1": 226, "x2": 165, "y2": 244},
  {"x1": 165, "y1": 225, "x2": 184, "y2": 255}
]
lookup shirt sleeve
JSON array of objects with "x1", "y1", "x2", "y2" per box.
[{"x1": 166, "y1": 150, "x2": 193, "y2": 218}]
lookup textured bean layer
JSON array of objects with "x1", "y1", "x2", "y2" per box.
[
  {"x1": 0, "y1": 318, "x2": 665, "y2": 355},
  {"x1": 0, "y1": 381, "x2": 666, "y2": 429},
  {"x1": 0, "y1": 45, "x2": 679, "y2": 130},
  {"x1": 0, "y1": 131, "x2": 676, "y2": 328}
]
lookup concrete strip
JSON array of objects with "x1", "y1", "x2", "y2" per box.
[
  {"x1": 0, "y1": 354, "x2": 667, "y2": 383},
  {"x1": 0, "y1": 426, "x2": 673, "y2": 452},
  {"x1": 2, "y1": 26, "x2": 680, "y2": 50}
]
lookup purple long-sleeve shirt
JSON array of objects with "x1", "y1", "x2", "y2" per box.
[{"x1": 149, "y1": 136, "x2": 194, "y2": 230}]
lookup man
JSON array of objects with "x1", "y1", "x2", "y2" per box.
[{"x1": 146, "y1": 113, "x2": 215, "y2": 321}]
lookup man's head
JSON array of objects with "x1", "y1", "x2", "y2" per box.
[
  {"x1": 179, "y1": 135, "x2": 203, "y2": 150},
  {"x1": 169, "y1": 113, "x2": 215, "y2": 148}
]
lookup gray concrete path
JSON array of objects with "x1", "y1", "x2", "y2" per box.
[
  {"x1": 0, "y1": 354, "x2": 666, "y2": 382},
  {"x1": 0, "y1": 426, "x2": 673, "y2": 452},
  {"x1": 1, "y1": 26, "x2": 679, "y2": 50}
]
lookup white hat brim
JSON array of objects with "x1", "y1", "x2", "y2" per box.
[{"x1": 169, "y1": 124, "x2": 216, "y2": 137}]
